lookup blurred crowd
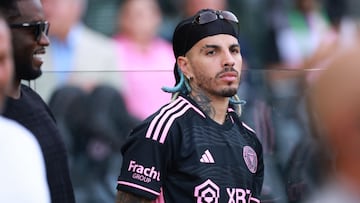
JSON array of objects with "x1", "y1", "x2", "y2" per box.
[{"x1": 22, "y1": 0, "x2": 360, "y2": 202}]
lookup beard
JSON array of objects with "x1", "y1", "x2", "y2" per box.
[
  {"x1": 216, "y1": 67, "x2": 240, "y2": 97},
  {"x1": 15, "y1": 60, "x2": 42, "y2": 80},
  {"x1": 197, "y1": 76, "x2": 240, "y2": 98},
  {"x1": 200, "y1": 83, "x2": 239, "y2": 98},
  {"x1": 219, "y1": 87, "x2": 238, "y2": 97}
]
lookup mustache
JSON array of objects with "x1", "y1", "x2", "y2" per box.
[{"x1": 216, "y1": 67, "x2": 239, "y2": 77}]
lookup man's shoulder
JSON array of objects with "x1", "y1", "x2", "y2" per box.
[
  {"x1": 135, "y1": 97, "x2": 204, "y2": 143},
  {"x1": 240, "y1": 121, "x2": 256, "y2": 135},
  {"x1": 20, "y1": 84, "x2": 46, "y2": 102},
  {"x1": 21, "y1": 83, "x2": 37, "y2": 93},
  {"x1": 4, "y1": 84, "x2": 45, "y2": 109},
  {"x1": 148, "y1": 96, "x2": 205, "y2": 122}
]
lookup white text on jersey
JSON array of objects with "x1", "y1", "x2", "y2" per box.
[{"x1": 128, "y1": 160, "x2": 161, "y2": 183}]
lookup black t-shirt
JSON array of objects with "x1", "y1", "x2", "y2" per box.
[
  {"x1": 3, "y1": 84, "x2": 75, "y2": 203},
  {"x1": 117, "y1": 94, "x2": 264, "y2": 202}
]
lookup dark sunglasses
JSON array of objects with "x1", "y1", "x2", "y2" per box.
[
  {"x1": 192, "y1": 10, "x2": 239, "y2": 36},
  {"x1": 192, "y1": 10, "x2": 239, "y2": 25},
  {"x1": 10, "y1": 21, "x2": 50, "y2": 42}
]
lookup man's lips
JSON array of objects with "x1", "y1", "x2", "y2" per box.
[
  {"x1": 33, "y1": 54, "x2": 44, "y2": 63},
  {"x1": 33, "y1": 50, "x2": 46, "y2": 67},
  {"x1": 34, "y1": 48, "x2": 46, "y2": 55},
  {"x1": 219, "y1": 72, "x2": 238, "y2": 81},
  {"x1": 33, "y1": 48, "x2": 46, "y2": 63}
]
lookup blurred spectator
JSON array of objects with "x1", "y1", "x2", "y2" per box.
[
  {"x1": 265, "y1": 0, "x2": 330, "y2": 70},
  {"x1": 260, "y1": 1, "x2": 360, "y2": 202},
  {"x1": 83, "y1": 0, "x2": 121, "y2": 36},
  {"x1": 48, "y1": 85, "x2": 140, "y2": 203},
  {"x1": 0, "y1": 10, "x2": 50, "y2": 203},
  {"x1": 0, "y1": 118, "x2": 50, "y2": 203},
  {"x1": 262, "y1": 0, "x2": 330, "y2": 168},
  {"x1": 257, "y1": 1, "x2": 332, "y2": 202},
  {"x1": 47, "y1": 86, "x2": 87, "y2": 155},
  {"x1": 114, "y1": 0, "x2": 174, "y2": 120},
  {"x1": 182, "y1": 0, "x2": 228, "y2": 16},
  {"x1": 36, "y1": 0, "x2": 123, "y2": 102},
  {"x1": 306, "y1": 25, "x2": 360, "y2": 203},
  {"x1": 263, "y1": 0, "x2": 330, "y2": 98},
  {"x1": 0, "y1": 15, "x2": 12, "y2": 110}
]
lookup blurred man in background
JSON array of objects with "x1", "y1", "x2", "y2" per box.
[{"x1": 38, "y1": 0, "x2": 123, "y2": 102}]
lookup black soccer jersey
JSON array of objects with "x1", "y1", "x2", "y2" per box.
[{"x1": 117, "y1": 94, "x2": 264, "y2": 203}]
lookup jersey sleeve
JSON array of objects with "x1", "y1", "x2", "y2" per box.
[
  {"x1": 240, "y1": 119, "x2": 265, "y2": 198},
  {"x1": 254, "y1": 142, "x2": 264, "y2": 197},
  {"x1": 116, "y1": 122, "x2": 171, "y2": 200}
]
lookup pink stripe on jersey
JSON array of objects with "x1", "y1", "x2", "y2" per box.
[
  {"x1": 152, "y1": 188, "x2": 165, "y2": 203},
  {"x1": 242, "y1": 122, "x2": 256, "y2": 133},
  {"x1": 145, "y1": 96, "x2": 206, "y2": 143},
  {"x1": 146, "y1": 99, "x2": 182, "y2": 139},
  {"x1": 117, "y1": 181, "x2": 160, "y2": 196},
  {"x1": 179, "y1": 96, "x2": 206, "y2": 118},
  {"x1": 153, "y1": 100, "x2": 186, "y2": 141},
  {"x1": 228, "y1": 107, "x2": 235, "y2": 112},
  {"x1": 159, "y1": 105, "x2": 191, "y2": 143}
]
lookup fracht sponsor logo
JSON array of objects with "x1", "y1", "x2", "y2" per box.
[{"x1": 128, "y1": 160, "x2": 161, "y2": 183}]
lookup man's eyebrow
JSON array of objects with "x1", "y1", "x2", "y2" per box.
[
  {"x1": 200, "y1": 44, "x2": 220, "y2": 52},
  {"x1": 201, "y1": 44, "x2": 220, "y2": 49},
  {"x1": 200, "y1": 43, "x2": 240, "y2": 52},
  {"x1": 230, "y1": 43, "x2": 240, "y2": 49}
]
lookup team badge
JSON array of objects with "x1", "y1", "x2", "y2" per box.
[{"x1": 243, "y1": 146, "x2": 258, "y2": 173}]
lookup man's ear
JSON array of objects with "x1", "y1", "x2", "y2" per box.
[{"x1": 177, "y1": 56, "x2": 192, "y2": 78}]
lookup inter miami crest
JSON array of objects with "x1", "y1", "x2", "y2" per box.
[{"x1": 243, "y1": 146, "x2": 258, "y2": 173}]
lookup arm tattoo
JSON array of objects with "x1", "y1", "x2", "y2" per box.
[{"x1": 115, "y1": 191, "x2": 152, "y2": 203}]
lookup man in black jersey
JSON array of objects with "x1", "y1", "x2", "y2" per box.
[
  {"x1": 116, "y1": 8, "x2": 264, "y2": 203},
  {"x1": 0, "y1": 0, "x2": 75, "y2": 202}
]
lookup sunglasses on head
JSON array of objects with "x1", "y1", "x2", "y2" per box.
[
  {"x1": 192, "y1": 10, "x2": 239, "y2": 25},
  {"x1": 192, "y1": 10, "x2": 240, "y2": 36},
  {"x1": 10, "y1": 21, "x2": 50, "y2": 42}
]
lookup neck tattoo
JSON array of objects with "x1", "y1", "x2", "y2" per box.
[{"x1": 190, "y1": 91, "x2": 216, "y2": 119}]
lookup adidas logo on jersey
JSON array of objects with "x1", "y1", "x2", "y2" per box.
[{"x1": 200, "y1": 149, "x2": 215, "y2": 164}]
